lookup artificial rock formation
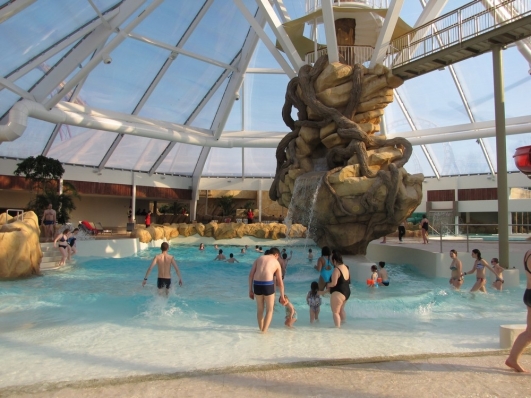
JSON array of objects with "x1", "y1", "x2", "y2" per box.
[
  {"x1": 0, "y1": 211, "x2": 42, "y2": 278},
  {"x1": 270, "y1": 56, "x2": 423, "y2": 254}
]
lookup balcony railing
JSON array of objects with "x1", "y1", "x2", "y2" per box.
[
  {"x1": 385, "y1": 0, "x2": 531, "y2": 69},
  {"x1": 305, "y1": 45, "x2": 374, "y2": 67},
  {"x1": 306, "y1": 0, "x2": 389, "y2": 14}
]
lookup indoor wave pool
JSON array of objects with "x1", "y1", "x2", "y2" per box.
[{"x1": 0, "y1": 244, "x2": 528, "y2": 388}]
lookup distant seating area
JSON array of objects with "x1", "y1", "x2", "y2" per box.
[{"x1": 79, "y1": 221, "x2": 109, "y2": 235}]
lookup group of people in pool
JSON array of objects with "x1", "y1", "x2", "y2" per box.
[
  {"x1": 448, "y1": 248, "x2": 505, "y2": 292},
  {"x1": 141, "y1": 242, "x2": 531, "y2": 372}
]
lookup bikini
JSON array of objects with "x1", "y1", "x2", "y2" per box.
[
  {"x1": 58, "y1": 234, "x2": 68, "y2": 249},
  {"x1": 523, "y1": 251, "x2": 531, "y2": 308},
  {"x1": 475, "y1": 260, "x2": 485, "y2": 282},
  {"x1": 449, "y1": 265, "x2": 462, "y2": 282},
  {"x1": 329, "y1": 265, "x2": 350, "y2": 300}
]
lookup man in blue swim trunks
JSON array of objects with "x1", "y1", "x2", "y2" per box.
[
  {"x1": 142, "y1": 242, "x2": 183, "y2": 296},
  {"x1": 248, "y1": 247, "x2": 285, "y2": 333},
  {"x1": 41, "y1": 203, "x2": 56, "y2": 242}
]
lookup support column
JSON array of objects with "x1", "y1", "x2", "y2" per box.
[
  {"x1": 189, "y1": 197, "x2": 197, "y2": 223},
  {"x1": 132, "y1": 172, "x2": 136, "y2": 222},
  {"x1": 492, "y1": 45, "x2": 509, "y2": 267},
  {"x1": 258, "y1": 189, "x2": 262, "y2": 223}
]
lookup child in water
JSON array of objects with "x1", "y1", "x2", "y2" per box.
[
  {"x1": 490, "y1": 258, "x2": 504, "y2": 291},
  {"x1": 281, "y1": 295, "x2": 297, "y2": 327},
  {"x1": 308, "y1": 248, "x2": 313, "y2": 262},
  {"x1": 226, "y1": 253, "x2": 239, "y2": 263},
  {"x1": 378, "y1": 261, "x2": 389, "y2": 286},
  {"x1": 370, "y1": 265, "x2": 379, "y2": 287},
  {"x1": 306, "y1": 281, "x2": 321, "y2": 323}
]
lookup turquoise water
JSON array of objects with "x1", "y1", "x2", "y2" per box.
[{"x1": 0, "y1": 245, "x2": 528, "y2": 388}]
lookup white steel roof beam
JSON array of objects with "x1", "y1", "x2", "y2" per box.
[
  {"x1": 31, "y1": 0, "x2": 144, "y2": 104},
  {"x1": 321, "y1": 0, "x2": 339, "y2": 63},
  {"x1": 0, "y1": 77, "x2": 35, "y2": 101},
  {"x1": 370, "y1": 0, "x2": 405, "y2": 68},
  {"x1": 255, "y1": 0, "x2": 305, "y2": 72},
  {"x1": 272, "y1": 0, "x2": 291, "y2": 23},
  {"x1": 234, "y1": 0, "x2": 296, "y2": 78},
  {"x1": 1, "y1": 7, "x2": 120, "y2": 90},
  {"x1": 414, "y1": 0, "x2": 448, "y2": 28},
  {"x1": 44, "y1": 0, "x2": 162, "y2": 109},
  {"x1": 394, "y1": 90, "x2": 440, "y2": 179},
  {"x1": 128, "y1": 32, "x2": 237, "y2": 72},
  {"x1": 0, "y1": 0, "x2": 36, "y2": 24},
  {"x1": 101, "y1": 0, "x2": 215, "y2": 173},
  {"x1": 212, "y1": 8, "x2": 266, "y2": 140}
]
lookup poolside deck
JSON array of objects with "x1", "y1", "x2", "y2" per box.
[{"x1": 3, "y1": 352, "x2": 530, "y2": 397}]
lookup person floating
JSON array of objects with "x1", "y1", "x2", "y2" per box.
[{"x1": 142, "y1": 242, "x2": 182, "y2": 296}]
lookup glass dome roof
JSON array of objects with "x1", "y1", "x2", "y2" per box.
[{"x1": 1, "y1": 0, "x2": 531, "y2": 179}]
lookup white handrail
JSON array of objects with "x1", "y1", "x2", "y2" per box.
[
  {"x1": 386, "y1": 0, "x2": 531, "y2": 69},
  {"x1": 306, "y1": 0, "x2": 390, "y2": 13},
  {"x1": 7, "y1": 208, "x2": 24, "y2": 220},
  {"x1": 305, "y1": 45, "x2": 374, "y2": 66}
]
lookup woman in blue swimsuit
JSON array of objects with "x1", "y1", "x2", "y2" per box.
[
  {"x1": 314, "y1": 246, "x2": 333, "y2": 291},
  {"x1": 505, "y1": 249, "x2": 531, "y2": 372},
  {"x1": 462, "y1": 248, "x2": 496, "y2": 292}
]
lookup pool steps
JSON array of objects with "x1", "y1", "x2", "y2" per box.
[{"x1": 40, "y1": 242, "x2": 64, "y2": 270}]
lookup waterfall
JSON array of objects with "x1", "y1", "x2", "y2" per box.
[
  {"x1": 284, "y1": 171, "x2": 325, "y2": 243},
  {"x1": 430, "y1": 211, "x2": 456, "y2": 237}
]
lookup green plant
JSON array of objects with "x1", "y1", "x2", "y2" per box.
[
  {"x1": 243, "y1": 201, "x2": 255, "y2": 210},
  {"x1": 216, "y1": 195, "x2": 236, "y2": 216},
  {"x1": 14, "y1": 156, "x2": 78, "y2": 224}
]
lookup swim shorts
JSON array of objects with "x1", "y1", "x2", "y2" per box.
[
  {"x1": 382, "y1": 281, "x2": 390, "y2": 286},
  {"x1": 523, "y1": 289, "x2": 531, "y2": 308},
  {"x1": 253, "y1": 280, "x2": 274, "y2": 296},
  {"x1": 157, "y1": 278, "x2": 171, "y2": 289},
  {"x1": 44, "y1": 220, "x2": 54, "y2": 225}
]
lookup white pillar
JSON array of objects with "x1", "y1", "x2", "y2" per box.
[
  {"x1": 258, "y1": 189, "x2": 262, "y2": 223},
  {"x1": 132, "y1": 172, "x2": 136, "y2": 223}
]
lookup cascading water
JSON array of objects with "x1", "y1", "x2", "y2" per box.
[
  {"x1": 430, "y1": 211, "x2": 456, "y2": 237},
  {"x1": 284, "y1": 171, "x2": 325, "y2": 244}
]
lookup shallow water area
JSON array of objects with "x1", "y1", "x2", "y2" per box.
[{"x1": 0, "y1": 245, "x2": 528, "y2": 388}]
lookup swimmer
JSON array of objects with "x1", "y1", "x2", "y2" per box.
[
  {"x1": 505, "y1": 248, "x2": 531, "y2": 372},
  {"x1": 255, "y1": 245, "x2": 260, "y2": 252},
  {"x1": 67, "y1": 228, "x2": 79, "y2": 260},
  {"x1": 306, "y1": 281, "x2": 321, "y2": 323},
  {"x1": 142, "y1": 242, "x2": 183, "y2": 296},
  {"x1": 257, "y1": 246, "x2": 263, "y2": 253},
  {"x1": 226, "y1": 253, "x2": 239, "y2": 263},
  {"x1": 462, "y1": 249, "x2": 496, "y2": 293},
  {"x1": 248, "y1": 247, "x2": 285, "y2": 333},
  {"x1": 199, "y1": 243, "x2": 205, "y2": 251},
  {"x1": 490, "y1": 258, "x2": 505, "y2": 291},
  {"x1": 448, "y1": 249, "x2": 464, "y2": 290},
  {"x1": 308, "y1": 248, "x2": 313, "y2": 262},
  {"x1": 369, "y1": 265, "x2": 378, "y2": 287},
  {"x1": 214, "y1": 244, "x2": 219, "y2": 250},
  {"x1": 281, "y1": 294, "x2": 297, "y2": 328},
  {"x1": 241, "y1": 245, "x2": 248, "y2": 254},
  {"x1": 213, "y1": 249, "x2": 226, "y2": 261},
  {"x1": 280, "y1": 250, "x2": 292, "y2": 280},
  {"x1": 378, "y1": 261, "x2": 389, "y2": 286}
]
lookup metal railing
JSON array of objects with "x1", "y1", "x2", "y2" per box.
[
  {"x1": 306, "y1": 0, "x2": 389, "y2": 13},
  {"x1": 429, "y1": 222, "x2": 531, "y2": 253},
  {"x1": 385, "y1": 0, "x2": 531, "y2": 69},
  {"x1": 305, "y1": 45, "x2": 374, "y2": 66},
  {"x1": 7, "y1": 208, "x2": 24, "y2": 220}
]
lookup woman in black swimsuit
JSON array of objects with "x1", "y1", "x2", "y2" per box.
[
  {"x1": 322, "y1": 251, "x2": 350, "y2": 328},
  {"x1": 420, "y1": 215, "x2": 429, "y2": 244},
  {"x1": 53, "y1": 228, "x2": 70, "y2": 266},
  {"x1": 505, "y1": 249, "x2": 531, "y2": 372}
]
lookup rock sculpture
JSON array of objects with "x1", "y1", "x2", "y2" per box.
[
  {"x1": 0, "y1": 211, "x2": 42, "y2": 278},
  {"x1": 270, "y1": 56, "x2": 423, "y2": 254}
]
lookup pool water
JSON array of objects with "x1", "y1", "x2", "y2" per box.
[{"x1": 0, "y1": 245, "x2": 527, "y2": 388}]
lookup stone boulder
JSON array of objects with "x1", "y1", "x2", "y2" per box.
[
  {"x1": 203, "y1": 221, "x2": 218, "y2": 238},
  {"x1": 0, "y1": 211, "x2": 42, "y2": 278},
  {"x1": 270, "y1": 58, "x2": 423, "y2": 254},
  {"x1": 288, "y1": 223, "x2": 307, "y2": 238},
  {"x1": 178, "y1": 223, "x2": 196, "y2": 237},
  {"x1": 131, "y1": 228, "x2": 152, "y2": 243},
  {"x1": 147, "y1": 226, "x2": 165, "y2": 241}
]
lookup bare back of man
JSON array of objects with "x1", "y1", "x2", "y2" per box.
[
  {"x1": 248, "y1": 247, "x2": 285, "y2": 333},
  {"x1": 142, "y1": 242, "x2": 183, "y2": 296}
]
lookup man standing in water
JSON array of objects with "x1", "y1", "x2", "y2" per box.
[
  {"x1": 41, "y1": 203, "x2": 56, "y2": 241},
  {"x1": 142, "y1": 242, "x2": 183, "y2": 296},
  {"x1": 248, "y1": 247, "x2": 285, "y2": 333}
]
